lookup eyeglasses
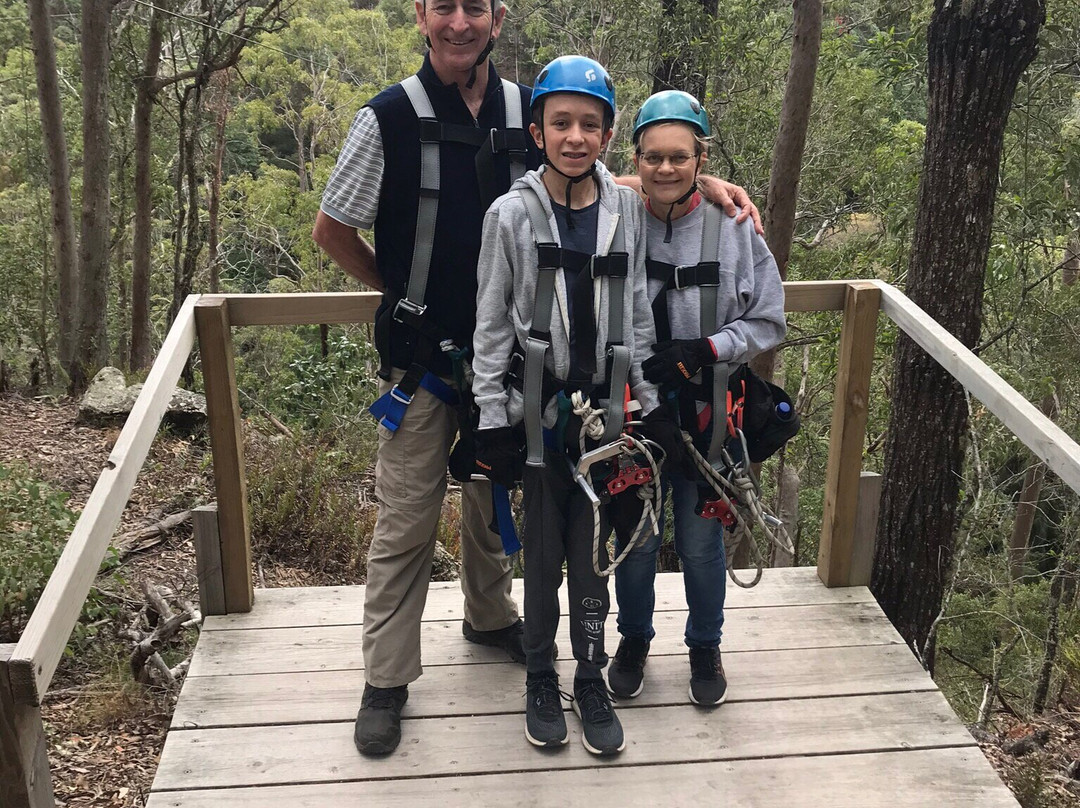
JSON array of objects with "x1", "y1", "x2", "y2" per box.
[{"x1": 638, "y1": 151, "x2": 698, "y2": 168}]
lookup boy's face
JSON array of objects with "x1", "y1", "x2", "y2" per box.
[
  {"x1": 529, "y1": 94, "x2": 613, "y2": 177},
  {"x1": 633, "y1": 123, "x2": 707, "y2": 207},
  {"x1": 415, "y1": 0, "x2": 504, "y2": 77}
]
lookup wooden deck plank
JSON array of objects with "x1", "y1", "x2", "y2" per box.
[
  {"x1": 172, "y1": 643, "x2": 933, "y2": 729},
  {"x1": 145, "y1": 747, "x2": 1017, "y2": 807},
  {"x1": 203, "y1": 568, "x2": 874, "y2": 631},
  {"x1": 188, "y1": 601, "x2": 903, "y2": 677},
  {"x1": 151, "y1": 690, "x2": 974, "y2": 790}
]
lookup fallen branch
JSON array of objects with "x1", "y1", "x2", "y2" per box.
[{"x1": 114, "y1": 510, "x2": 192, "y2": 559}]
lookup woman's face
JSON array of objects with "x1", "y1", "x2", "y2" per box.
[{"x1": 634, "y1": 123, "x2": 707, "y2": 207}]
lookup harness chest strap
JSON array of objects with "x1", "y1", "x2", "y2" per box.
[
  {"x1": 517, "y1": 184, "x2": 629, "y2": 467},
  {"x1": 371, "y1": 76, "x2": 527, "y2": 434}
]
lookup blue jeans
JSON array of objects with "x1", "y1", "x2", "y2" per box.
[{"x1": 614, "y1": 472, "x2": 726, "y2": 648}]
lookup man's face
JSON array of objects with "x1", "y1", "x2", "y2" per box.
[{"x1": 415, "y1": 0, "x2": 506, "y2": 77}]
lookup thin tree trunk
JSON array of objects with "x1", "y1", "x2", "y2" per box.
[
  {"x1": 1008, "y1": 393, "x2": 1057, "y2": 580},
  {"x1": 1032, "y1": 558, "x2": 1072, "y2": 713},
  {"x1": 71, "y1": 0, "x2": 113, "y2": 394},
  {"x1": 751, "y1": 0, "x2": 822, "y2": 384},
  {"x1": 1064, "y1": 229, "x2": 1078, "y2": 286},
  {"x1": 114, "y1": 152, "x2": 130, "y2": 369},
  {"x1": 871, "y1": 0, "x2": 1044, "y2": 665},
  {"x1": 207, "y1": 72, "x2": 230, "y2": 294},
  {"x1": 26, "y1": 0, "x2": 78, "y2": 369},
  {"x1": 131, "y1": 3, "x2": 165, "y2": 370}
]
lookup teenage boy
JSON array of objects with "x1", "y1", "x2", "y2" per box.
[{"x1": 470, "y1": 56, "x2": 685, "y2": 756}]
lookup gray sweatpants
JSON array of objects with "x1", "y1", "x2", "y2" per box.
[
  {"x1": 522, "y1": 449, "x2": 611, "y2": 680},
  {"x1": 363, "y1": 369, "x2": 518, "y2": 688}
]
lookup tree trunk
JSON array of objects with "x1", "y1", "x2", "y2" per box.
[
  {"x1": 1008, "y1": 393, "x2": 1057, "y2": 581},
  {"x1": 131, "y1": 3, "x2": 165, "y2": 370},
  {"x1": 71, "y1": 0, "x2": 113, "y2": 394},
  {"x1": 871, "y1": 0, "x2": 1044, "y2": 666},
  {"x1": 26, "y1": 0, "x2": 79, "y2": 369},
  {"x1": 751, "y1": 0, "x2": 822, "y2": 383},
  {"x1": 1032, "y1": 558, "x2": 1072, "y2": 713},
  {"x1": 652, "y1": 0, "x2": 718, "y2": 99},
  {"x1": 207, "y1": 72, "x2": 231, "y2": 294},
  {"x1": 1064, "y1": 229, "x2": 1078, "y2": 286}
]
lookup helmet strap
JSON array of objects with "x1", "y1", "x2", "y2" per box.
[
  {"x1": 465, "y1": 37, "x2": 496, "y2": 89},
  {"x1": 540, "y1": 144, "x2": 596, "y2": 231}
]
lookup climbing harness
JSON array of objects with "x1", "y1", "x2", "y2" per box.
[
  {"x1": 367, "y1": 73, "x2": 527, "y2": 435},
  {"x1": 647, "y1": 202, "x2": 798, "y2": 588}
]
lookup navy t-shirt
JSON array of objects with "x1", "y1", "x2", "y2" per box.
[{"x1": 552, "y1": 198, "x2": 600, "y2": 381}]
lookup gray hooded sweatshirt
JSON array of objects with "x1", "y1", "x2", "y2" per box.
[
  {"x1": 473, "y1": 164, "x2": 660, "y2": 431},
  {"x1": 645, "y1": 200, "x2": 786, "y2": 362}
]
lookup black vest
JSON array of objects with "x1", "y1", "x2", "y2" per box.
[{"x1": 367, "y1": 55, "x2": 539, "y2": 377}]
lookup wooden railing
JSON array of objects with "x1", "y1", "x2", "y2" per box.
[{"x1": 3, "y1": 281, "x2": 1079, "y2": 807}]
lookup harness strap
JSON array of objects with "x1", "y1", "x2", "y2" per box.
[
  {"x1": 601, "y1": 215, "x2": 629, "y2": 444},
  {"x1": 696, "y1": 204, "x2": 730, "y2": 464},
  {"x1": 519, "y1": 186, "x2": 558, "y2": 467},
  {"x1": 368, "y1": 369, "x2": 458, "y2": 434}
]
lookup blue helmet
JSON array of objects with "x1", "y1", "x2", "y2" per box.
[
  {"x1": 632, "y1": 90, "x2": 711, "y2": 144},
  {"x1": 530, "y1": 56, "x2": 616, "y2": 120}
]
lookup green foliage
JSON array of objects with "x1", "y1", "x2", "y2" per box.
[
  {"x1": 278, "y1": 330, "x2": 382, "y2": 431},
  {"x1": 246, "y1": 428, "x2": 376, "y2": 578},
  {"x1": 0, "y1": 462, "x2": 118, "y2": 645}
]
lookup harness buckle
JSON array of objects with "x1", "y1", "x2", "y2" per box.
[
  {"x1": 393, "y1": 298, "x2": 427, "y2": 325},
  {"x1": 389, "y1": 386, "x2": 413, "y2": 406},
  {"x1": 673, "y1": 265, "x2": 694, "y2": 290}
]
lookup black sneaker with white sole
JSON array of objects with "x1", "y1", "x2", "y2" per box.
[
  {"x1": 688, "y1": 646, "x2": 728, "y2": 706},
  {"x1": 572, "y1": 677, "x2": 625, "y2": 756},
  {"x1": 524, "y1": 670, "x2": 569, "y2": 747},
  {"x1": 607, "y1": 636, "x2": 650, "y2": 698}
]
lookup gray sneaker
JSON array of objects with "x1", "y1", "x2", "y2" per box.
[
  {"x1": 524, "y1": 670, "x2": 569, "y2": 747},
  {"x1": 572, "y1": 677, "x2": 625, "y2": 756},
  {"x1": 354, "y1": 683, "x2": 408, "y2": 755},
  {"x1": 688, "y1": 646, "x2": 728, "y2": 706}
]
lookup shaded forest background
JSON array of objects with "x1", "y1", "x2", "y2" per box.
[{"x1": 2, "y1": 0, "x2": 1080, "y2": 801}]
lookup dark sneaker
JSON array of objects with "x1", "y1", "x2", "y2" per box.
[
  {"x1": 354, "y1": 683, "x2": 408, "y2": 755},
  {"x1": 688, "y1": 646, "x2": 728, "y2": 707},
  {"x1": 572, "y1": 677, "x2": 625, "y2": 756},
  {"x1": 524, "y1": 670, "x2": 569, "y2": 747},
  {"x1": 608, "y1": 636, "x2": 650, "y2": 698},
  {"x1": 463, "y1": 618, "x2": 526, "y2": 664}
]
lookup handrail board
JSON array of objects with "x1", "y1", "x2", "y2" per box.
[
  {"x1": 9, "y1": 297, "x2": 199, "y2": 706},
  {"x1": 874, "y1": 281, "x2": 1080, "y2": 493}
]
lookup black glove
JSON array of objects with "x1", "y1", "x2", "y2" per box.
[
  {"x1": 640, "y1": 408, "x2": 698, "y2": 479},
  {"x1": 642, "y1": 338, "x2": 716, "y2": 386},
  {"x1": 473, "y1": 427, "x2": 523, "y2": 488}
]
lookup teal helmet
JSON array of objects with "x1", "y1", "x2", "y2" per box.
[
  {"x1": 530, "y1": 55, "x2": 616, "y2": 120},
  {"x1": 632, "y1": 90, "x2": 711, "y2": 144}
]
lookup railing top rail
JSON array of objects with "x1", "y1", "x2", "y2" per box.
[
  {"x1": 873, "y1": 280, "x2": 1080, "y2": 495},
  {"x1": 9, "y1": 296, "x2": 199, "y2": 707}
]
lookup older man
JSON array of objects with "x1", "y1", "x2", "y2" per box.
[{"x1": 313, "y1": 0, "x2": 759, "y2": 756}]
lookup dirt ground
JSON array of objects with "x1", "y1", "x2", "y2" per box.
[{"x1": 2, "y1": 396, "x2": 1078, "y2": 806}]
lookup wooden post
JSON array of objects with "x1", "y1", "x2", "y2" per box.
[
  {"x1": 195, "y1": 297, "x2": 253, "y2": 613},
  {"x1": 848, "y1": 472, "x2": 883, "y2": 587},
  {"x1": 192, "y1": 505, "x2": 227, "y2": 616},
  {"x1": 818, "y1": 282, "x2": 880, "y2": 587},
  {"x1": 1, "y1": 645, "x2": 55, "y2": 808}
]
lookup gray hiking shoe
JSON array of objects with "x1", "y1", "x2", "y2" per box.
[{"x1": 354, "y1": 683, "x2": 408, "y2": 755}]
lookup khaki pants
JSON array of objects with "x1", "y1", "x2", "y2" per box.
[{"x1": 363, "y1": 369, "x2": 518, "y2": 688}]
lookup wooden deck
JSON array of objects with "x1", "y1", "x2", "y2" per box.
[{"x1": 145, "y1": 568, "x2": 1018, "y2": 807}]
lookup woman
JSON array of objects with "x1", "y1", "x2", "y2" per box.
[{"x1": 609, "y1": 90, "x2": 787, "y2": 706}]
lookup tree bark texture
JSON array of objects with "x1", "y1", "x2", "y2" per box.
[
  {"x1": 207, "y1": 72, "x2": 231, "y2": 294},
  {"x1": 71, "y1": 0, "x2": 113, "y2": 394},
  {"x1": 751, "y1": 0, "x2": 822, "y2": 384},
  {"x1": 26, "y1": 0, "x2": 79, "y2": 369},
  {"x1": 652, "y1": 0, "x2": 718, "y2": 99},
  {"x1": 131, "y1": 4, "x2": 166, "y2": 370},
  {"x1": 871, "y1": 0, "x2": 1044, "y2": 663}
]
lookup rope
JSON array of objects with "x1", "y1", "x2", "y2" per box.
[
  {"x1": 683, "y1": 428, "x2": 795, "y2": 589},
  {"x1": 570, "y1": 393, "x2": 662, "y2": 578}
]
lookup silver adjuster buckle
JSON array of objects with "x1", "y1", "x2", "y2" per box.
[
  {"x1": 673, "y1": 265, "x2": 693, "y2": 290},
  {"x1": 393, "y1": 298, "x2": 427, "y2": 324}
]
